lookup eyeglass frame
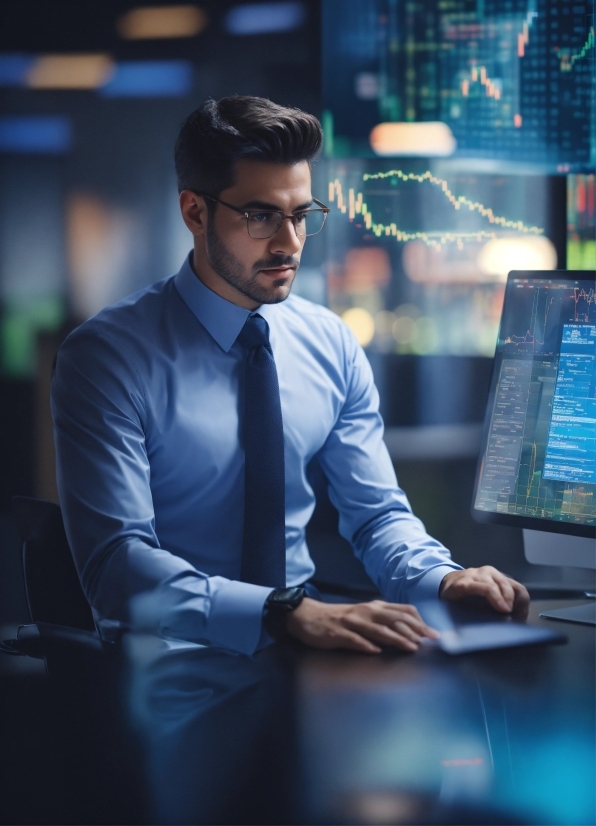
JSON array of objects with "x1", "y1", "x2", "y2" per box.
[{"x1": 193, "y1": 191, "x2": 331, "y2": 238}]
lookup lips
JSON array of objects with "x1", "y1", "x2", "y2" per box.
[{"x1": 259, "y1": 267, "x2": 295, "y2": 277}]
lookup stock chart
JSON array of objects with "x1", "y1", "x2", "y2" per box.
[
  {"x1": 474, "y1": 275, "x2": 596, "y2": 526},
  {"x1": 323, "y1": 0, "x2": 595, "y2": 171},
  {"x1": 318, "y1": 159, "x2": 565, "y2": 356},
  {"x1": 568, "y1": 174, "x2": 596, "y2": 270}
]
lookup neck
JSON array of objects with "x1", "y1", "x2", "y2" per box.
[{"x1": 191, "y1": 245, "x2": 259, "y2": 311}]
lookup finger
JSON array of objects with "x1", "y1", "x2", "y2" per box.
[
  {"x1": 335, "y1": 629, "x2": 382, "y2": 654},
  {"x1": 481, "y1": 579, "x2": 513, "y2": 612},
  {"x1": 509, "y1": 579, "x2": 530, "y2": 616},
  {"x1": 381, "y1": 603, "x2": 424, "y2": 619},
  {"x1": 373, "y1": 608, "x2": 429, "y2": 636},
  {"x1": 392, "y1": 620, "x2": 424, "y2": 644},
  {"x1": 372, "y1": 606, "x2": 439, "y2": 638},
  {"x1": 344, "y1": 617, "x2": 419, "y2": 652},
  {"x1": 492, "y1": 575, "x2": 516, "y2": 611}
]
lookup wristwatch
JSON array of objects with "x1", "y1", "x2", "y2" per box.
[{"x1": 263, "y1": 586, "x2": 306, "y2": 640}]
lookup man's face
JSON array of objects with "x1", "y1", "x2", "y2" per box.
[{"x1": 184, "y1": 159, "x2": 312, "y2": 309}]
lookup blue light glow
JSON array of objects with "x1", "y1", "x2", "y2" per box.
[
  {"x1": 0, "y1": 54, "x2": 35, "y2": 86},
  {"x1": 0, "y1": 116, "x2": 72, "y2": 153},
  {"x1": 225, "y1": 2, "x2": 306, "y2": 35},
  {"x1": 99, "y1": 61, "x2": 193, "y2": 97}
]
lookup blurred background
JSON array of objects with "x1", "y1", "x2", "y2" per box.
[{"x1": 1, "y1": 0, "x2": 595, "y2": 630}]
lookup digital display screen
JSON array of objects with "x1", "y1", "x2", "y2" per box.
[
  {"x1": 316, "y1": 159, "x2": 565, "y2": 357},
  {"x1": 473, "y1": 272, "x2": 596, "y2": 529},
  {"x1": 323, "y1": 0, "x2": 595, "y2": 172}
]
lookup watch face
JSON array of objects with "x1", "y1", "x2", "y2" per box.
[{"x1": 269, "y1": 587, "x2": 305, "y2": 610}]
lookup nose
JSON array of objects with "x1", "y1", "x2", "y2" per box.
[{"x1": 268, "y1": 215, "x2": 303, "y2": 256}]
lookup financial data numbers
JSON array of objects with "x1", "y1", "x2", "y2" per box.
[
  {"x1": 323, "y1": 0, "x2": 595, "y2": 171},
  {"x1": 474, "y1": 277, "x2": 596, "y2": 526}
]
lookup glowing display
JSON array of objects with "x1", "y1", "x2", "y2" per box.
[
  {"x1": 319, "y1": 159, "x2": 564, "y2": 356},
  {"x1": 568, "y1": 175, "x2": 596, "y2": 271},
  {"x1": 323, "y1": 0, "x2": 595, "y2": 171},
  {"x1": 474, "y1": 275, "x2": 596, "y2": 527}
]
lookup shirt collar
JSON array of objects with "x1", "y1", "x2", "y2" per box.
[{"x1": 174, "y1": 252, "x2": 255, "y2": 353}]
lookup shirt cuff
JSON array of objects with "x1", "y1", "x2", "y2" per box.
[
  {"x1": 408, "y1": 564, "x2": 462, "y2": 604},
  {"x1": 207, "y1": 580, "x2": 274, "y2": 656}
]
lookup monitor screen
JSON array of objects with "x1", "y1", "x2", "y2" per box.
[
  {"x1": 314, "y1": 158, "x2": 565, "y2": 356},
  {"x1": 472, "y1": 270, "x2": 596, "y2": 536},
  {"x1": 322, "y1": 0, "x2": 595, "y2": 172}
]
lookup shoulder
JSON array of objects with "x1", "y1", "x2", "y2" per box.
[{"x1": 60, "y1": 275, "x2": 176, "y2": 356}]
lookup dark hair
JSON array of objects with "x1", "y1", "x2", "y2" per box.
[{"x1": 175, "y1": 95, "x2": 323, "y2": 198}]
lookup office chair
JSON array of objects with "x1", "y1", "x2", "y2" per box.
[
  {"x1": 2, "y1": 497, "x2": 103, "y2": 662},
  {"x1": 12, "y1": 496, "x2": 95, "y2": 630}
]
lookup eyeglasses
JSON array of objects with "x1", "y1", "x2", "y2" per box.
[{"x1": 195, "y1": 192, "x2": 330, "y2": 239}]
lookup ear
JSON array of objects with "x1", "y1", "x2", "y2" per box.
[{"x1": 179, "y1": 190, "x2": 208, "y2": 237}]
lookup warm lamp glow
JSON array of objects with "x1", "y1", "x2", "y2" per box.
[
  {"x1": 370, "y1": 122, "x2": 456, "y2": 157},
  {"x1": 26, "y1": 54, "x2": 114, "y2": 89},
  {"x1": 117, "y1": 6, "x2": 207, "y2": 39},
  {"x1": 477, "y1": 236, "x2": 557, "y2": 279},
  {"x1": 341, "y1": 307, "x2": 375, "y2": 347}
]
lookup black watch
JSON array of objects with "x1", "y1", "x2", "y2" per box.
[{"x1": 263, "y1": 586, "x2": 306, "y2": 640}]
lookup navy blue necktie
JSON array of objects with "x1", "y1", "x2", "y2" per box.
[{"x1": 237, "y1": 314, "x2": 286, "y2": 588}]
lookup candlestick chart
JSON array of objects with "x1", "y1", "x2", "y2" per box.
[
  {"x1": 319, "y1": 159, "x2": 565, "y2": 356},
  {"x1": 323, "y1": 0, "x2": 595, "y2": 171},
  {"x1": 568, "y1": 175, "x2": 596, "y2": 271},
  {"x1": 499, "y1": 281, "x2": 596, "y2": 356}
]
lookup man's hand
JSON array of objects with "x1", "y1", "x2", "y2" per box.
[
  {"x1": 440, "y1": 566, "x2": 530, "y2": 617},
  {"x1": 285, "y1": 598, "x2": 440, "y2": 654}
]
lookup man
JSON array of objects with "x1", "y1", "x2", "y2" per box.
[{"x1": 52, "y1": 96, "x2": 529, "y2": 656}]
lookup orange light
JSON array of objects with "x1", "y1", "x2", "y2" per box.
[
  {"x1": 514, "y1": 113, "x2": 522, "y2": 128},
  {"x1": 370, "y1": 122, "x2": 456, "y2": 157},
  {"x1": 518, "y1": 32, "x2": 525, "y2": 57},
  {"x1": 117, "y1": 5, "x2": 207, "y2": 39},
  {"x1": 27, "y1": 54, "x2": 114, "y2": 89}
]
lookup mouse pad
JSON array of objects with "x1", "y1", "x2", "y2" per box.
[{"x1": 416, "y1": 600, "x2": 568, "y2": 655}]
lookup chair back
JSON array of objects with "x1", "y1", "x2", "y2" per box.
[{"x1": 11, "y1": 496, "x2": 95, "y2": 631}]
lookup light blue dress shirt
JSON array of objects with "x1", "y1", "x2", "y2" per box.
[{"x1": 51, "y1": 253, "x2": 461, "y2": 654}]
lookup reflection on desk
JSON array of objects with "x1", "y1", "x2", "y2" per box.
[{"x1": 122, "y1": 600, "x2": 595, "y2": 826}]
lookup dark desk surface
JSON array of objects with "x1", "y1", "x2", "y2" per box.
[
  {"x1": 121, "y1": 599, "x2": 594, "y2": 826},
  {"x1": 296, "y1": 600, "x2": 595, "y2": 825},
  {"x1": 1, "y1": 600, "x2": 594, "y2": 826}
]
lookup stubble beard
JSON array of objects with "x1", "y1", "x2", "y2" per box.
[{"x1": 205, "y1": 220, "x2": 297, "y2": 305}]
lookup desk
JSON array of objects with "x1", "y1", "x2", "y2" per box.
[
  {"x1": 125, "y1": 599, "x2": 595, "y2": 826},
  {"x1": 2, "y1": 600, "x2": 592, "y2": 824},
  {"x1": 297, "y1": 600, "x2": 595, "y2": 825}
]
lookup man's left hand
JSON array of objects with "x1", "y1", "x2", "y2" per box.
[{"x1": 440, "y1": 566, "x2": 530, "y2": 618}]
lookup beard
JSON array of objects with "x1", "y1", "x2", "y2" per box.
[{"x1": 205, "y1": 220, "x2": 298, "y2": 305}]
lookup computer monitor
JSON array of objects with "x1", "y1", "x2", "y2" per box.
[{"x1": 472, "y1": 270, "x2": 596, "y2": 624}]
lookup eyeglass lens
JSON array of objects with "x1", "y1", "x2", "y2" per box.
[{"x1": 246, "y1": 210, "x2": 326, "y2": 239}]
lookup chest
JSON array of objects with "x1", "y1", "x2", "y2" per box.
[{"x1": 142, "y1": 339, "x2": 344, "y2": 475}]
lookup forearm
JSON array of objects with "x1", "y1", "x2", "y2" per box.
[
  {"x1": 350, "y1": 508, "x2": 462, "y2": 603},
  {"x1": 77, "y1": 534, "x2": 273, "y2": 654}
]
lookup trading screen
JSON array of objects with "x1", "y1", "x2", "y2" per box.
[
  {"x1": 323, "y1": 0, "x2": 595, "y2": 171},
  {"x1": 318, "y1": 159, "x2": 565, "y2": 356},
  {"x1": 474, "y1": 274, "x2": 596, "y2": 527},
  {"x1": 568, "y1": 174, "x2": 596, "y2": 270}
]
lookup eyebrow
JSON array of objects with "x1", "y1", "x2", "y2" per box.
[{"x1": 240, "y1": 199, "x2": 314, "y2": 212}]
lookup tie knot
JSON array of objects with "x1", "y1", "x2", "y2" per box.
[{"x1": 237, "y1": 314, "x2": 270, "y2": 351}]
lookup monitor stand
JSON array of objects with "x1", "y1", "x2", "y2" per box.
[{"x1": 523, "y1": 530, "x2": 596, "y2": 626}]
